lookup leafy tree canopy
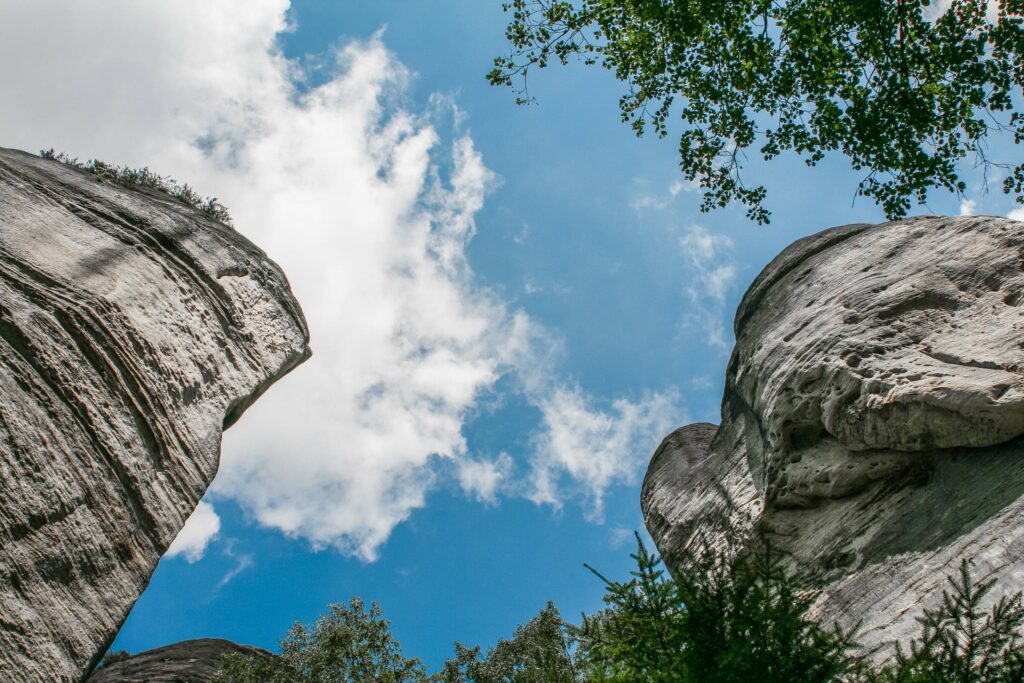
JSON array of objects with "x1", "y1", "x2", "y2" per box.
[
  {"x1": 490, "y1": 0, "x2": 1024, "y2": 223},
  {"x1": 213, "y1": 597, "x2": 428, "y2": 682},
  {"x1": 213, "y1": 540, "x2": 1024, "y2": 682},
  {"x1": 437, "y1": 602, "x2": 579, "y2": 682}
]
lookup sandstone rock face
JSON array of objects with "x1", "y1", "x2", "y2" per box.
[
  {"x1": 643, "y1": 215, "x2": 1024, "y2": 653},
  {"x1": 88, "y1": 639, "x2": 275, "y2": 682},
  {"x1": 0, "y1": 148, "x2": 310, "y2": 681}
]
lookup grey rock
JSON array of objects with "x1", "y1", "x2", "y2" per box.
[
  {"x1": 0, "y1": 148, "x2": 310, "y2": 681},
  {"x1": 642, "y1": 215, "x2": 1024, "y2": 654},
  {"x1": 88, "y1": 639, "x2": 275, "y2": 682}
]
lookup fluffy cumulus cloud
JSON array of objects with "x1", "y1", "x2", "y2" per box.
[
  {"x1": 166, "y1": 502, "x2": 221, "y2": 563},
  {"x1": 457, "y1": 453, "x2": 514, "y2": 505},
  {"x1": 528, "y1": 385, "x2": 680, "y2": 521},
  {"x1": 206, "y1": 57, "x2": 518, "y2": 558},
  {"x1": 0, "y1": 0, "x2": 678, "y2": 560}
]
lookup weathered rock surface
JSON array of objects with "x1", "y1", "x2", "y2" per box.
[
  {"x1": 88, "y1": 639, "x2": 275, "y2": 682},
  {"x1": 0, "y1": 147, "x2": 310, "y2": 681},
  {"x1": 643, "y1": 215, "x2": 1024, "y2": 653}
]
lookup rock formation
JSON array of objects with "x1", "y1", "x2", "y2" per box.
[
  {"x1": 88, "y1": 639, "x2": 275, "y2": 682},
  {"x1": 0, "y1": 147, "x2": 310, "y2": 681},
  {"x1": 643, "y1": 215, "x2": 1024, "y2": 653}
]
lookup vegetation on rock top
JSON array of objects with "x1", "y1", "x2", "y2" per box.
[{"x1": 40, "y1": 149, "x2": 232, "y2": 226}]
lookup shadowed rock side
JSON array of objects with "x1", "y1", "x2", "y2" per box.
[
  {"x1": 88, "y1": 639, "x2": 275, "y2": 682},
  {"x1": 0, "y1": 148, "x2": 310, "y2": 681},
  {"x1": 642, "y1": 215, "x2": 1024, "y2": 654},
  {"x1": 641, "y1": 422, "x2": 760, "y2": 570}
]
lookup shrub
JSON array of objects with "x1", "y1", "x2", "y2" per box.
[
  {"x1": 39, "y1": 149, "x2": 232, "y2": 225},
  {"x1": 870, "y1": 560, "x2": 1024, "y2": 683},
  {"x1": 437, "y1": 601, "x2": 579, "y2": 682},
  {"x1": 98, "y1": 649, "x2": 132, "y2": 668},
  {"x1": 213, "y1": 597, "x2": 427, "y2": 682},
  {"x1": 574, "y1": 533, "x2": 864, "y2": 682}
]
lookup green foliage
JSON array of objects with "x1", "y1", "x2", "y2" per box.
[
  {"x1": 213, "y1": 597, "x2": 428, "y2": 682},
  {"x1": 572, "y1": 538, "x2": 687, "y2": 680},
  {"x1": 436, "y1": 601, "x2": 579, "y2": 682},
  {"x1": 573, "y1": 533, "x2": 864, "y2": 682},
  {"x1": 491, "y1": 0, "x2": 1024, "y2": 223},
  {"x1": 39, "y1": 148, "x2": 232, "y2": 225},
  {"x1": 871, "y1": 560, "x2": 1024, "y2": 683},
  {"x1": 214, "y1": 650, "x2": 293, "y2": 683},
  {"x1": 98, "y1": 649, "x2": 131, "y2": 668},
  {"x1": 212, "y1": 544, "x2": 1024, "y2": 683}
]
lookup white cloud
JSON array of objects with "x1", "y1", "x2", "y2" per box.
[
  {"x1": 703, "y1": 263, "x2": 737, "y2": 304},
  {"x1": 678, "y1": 225, "x2": 737, "y2": 350},
  {"x1": 960, "y1": 198, "x2": 977, "y2": 216},
  {"x1": 610, "y1": 527, "x2": 636, "y2": 549},
  {"x1": 513, "y1": 224, "x2": 530, "y2": 245},
  {"x1": 215, "y1": 539, "x2": 255, "y2": 591},
  {"x1": 0, "y1": 0, "x2": 679, "y2": 561},
  {"x1": 457, "y1": 453, "x2": 513, "y2": 505},
  {"x1": 200, "y1": 39, "x2": 521, "y2": 560},
  {"x1": 165, "y1": 502, "x2": 221, "y2": 563},
  {"x1": 630, "y1": 177, "x2": 698, "y2": 212},
  {"x1": 1009, "y1": 206, "x2": 1024, "y2": 221},
  {"x1": 528, "y1": 385, "x2": 681, "y2": 521},
  {"x1": 523, "y1": 278, "x2": 542, "y2": 295},
  {"x1": 680, "y1": 225, "x2": 733, "y2": 273},
  {"x1": 689, "y1": 375, "x2": 713, "y2": 390},
  {"x1": 630, "y1": 194, "x2": 669, "y2": 211},
  {"x1": 491, "y1": 320, "x2": 683, "y2": 516},
  {"x1": 217, "y1": 556, "x2": 254, "y2": 590}
]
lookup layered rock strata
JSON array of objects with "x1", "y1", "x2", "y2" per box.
[
  {"x1": 642, "y1": 215, "x2": 1024, "y2": 652},
  {"x1": 0, "y1": 148, "x2": 310, "y2": 681},
  {"x1": 88, "y1": 639, "x2": 275, "y2": 682}
]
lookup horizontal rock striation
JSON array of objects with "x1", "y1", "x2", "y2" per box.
[
  {"x1": 643, "y1": 215, "x2": 1024, "y2": 653},
  {"x1": 88, "y1": 639, "x2": 275, "y2": 682},
  {"x1": 0, "y1": 148, "x2": 310, "y2": 681}
]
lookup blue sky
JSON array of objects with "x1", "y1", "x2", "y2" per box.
[{"x1": 1, "y1": 0, "x2": 1019, "y2": 673}]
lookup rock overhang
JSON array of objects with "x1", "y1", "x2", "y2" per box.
[
  {"x1": 0, "y1": 147, "x2": 310, "y2": 681},
  {"x1": 644, "y1": 215, "x2": 1024, "y2": 654}
]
